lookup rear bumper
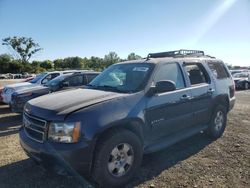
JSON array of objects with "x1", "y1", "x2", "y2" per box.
[{"x1": 19, "y1": 127, "x2": 94, "y2": 176}]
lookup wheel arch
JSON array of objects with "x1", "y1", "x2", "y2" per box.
[
  {"x1": 90, "y1": 118, "x2": 145, "y2": 173},
  {"x1": 213, "y1": 94, "x2": 230, "y2": 112}
]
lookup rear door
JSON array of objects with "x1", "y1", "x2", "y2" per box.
[
  {"x1": 183, "y1": 62, "x2": 213, "y2": 126},
  {"x1": 61, "y1": 74, "x2": 84, "y2": 90},
  {"x1": 145, "y1": 62, "x2": 193, "y2": 141},
  {"x1": 85, "y1": 74, "x2": 99, "y2": 85}
]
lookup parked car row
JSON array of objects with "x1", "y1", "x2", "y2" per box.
[
  {"x1": 232, "y1": 71, "x2": 250, "y2": 90},
  {"x1": 10, "y1": 71, "x2": 100, "y2": 113},
  {"x1": 1, "y1": 70, "x2": 80, "y2": 105},
  {"x1": 13, "y1": 50, "x2": 235, "y2": 187},
  {"x1": 0, "y1": 73, "x2": 36, "y2": 79}
]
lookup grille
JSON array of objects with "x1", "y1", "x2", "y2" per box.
[{"x1": 23, "y1": 113, "x2": 47, "y2": 143}]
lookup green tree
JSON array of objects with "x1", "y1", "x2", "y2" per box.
[
  {"x1": 127, "y1": 52, "x2": 141, "y2": 60},
  {"x1": 40, "y1": 60, "x2": 53, "y2": 70},
  {"x1": 2, "y1": 36, "x2": 42, "y2": 63},
  {"x1": 9, "y1": 60, "x2": 23, "y2": 73},
  {"x1": 86, "y1": 56, "x2": 104, "y2": 70},
  {"x1": 53, "y1": 59, "x2": 63, "y2": 69},
  {"x1": 104, "y1": 52, "x2": 120, "y2": 67},
  {"x1": 0, "y1": 54, "x2": 12, "y2": 73}
]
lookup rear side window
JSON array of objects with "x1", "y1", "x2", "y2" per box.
[
  {"x1": 67, "y1": 75, "x2": 83, "y2": 86},
  {"x1": 154, "y1": 63, "x2": 185, "y2": 89},
  {"x1": 41, "y1": 73, "x2": 60, "y2": 84},
  {"x1": 207, "y1": 62, "x2": 230, "y2": 79},
  {"x1": 184, "y1": 63, "x2": 209, "y2": 85},
  {"x1": 85, "y1": 74, "x2": 98, "y2": 84}
]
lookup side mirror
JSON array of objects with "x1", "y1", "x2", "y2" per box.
[
  {"x1": 155, "y1": 80, "x2": 176, "y2": 93},
  {"x1": 146, "y1": 80, "x2": 176, "y2": 96}
]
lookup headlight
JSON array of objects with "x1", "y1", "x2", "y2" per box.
[
  {"x1": 48, "y1": 122, "x2": 81, "y2": 143},
  {"x1": 5, "y1": 88, "x2": 14, "y2": 94}
]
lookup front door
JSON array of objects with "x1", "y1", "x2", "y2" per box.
[{"x1": 145, "y1": 62, "x2": 193, "y2": 141}]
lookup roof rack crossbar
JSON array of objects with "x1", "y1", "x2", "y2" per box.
[{"x1": 147, "y1": 49, "x2": 205, "y2": 59}]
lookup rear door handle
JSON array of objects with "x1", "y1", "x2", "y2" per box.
[{"x1": 180, "y1": 94, "x2": 192, "y2": 100}]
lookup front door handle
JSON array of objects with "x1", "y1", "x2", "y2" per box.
[
  {"x1": 180, "y1": 94, "x2": 192, "y2": 100},
  {"x1": 207, "y1": 88, "x2": 215, "y2": 94}
]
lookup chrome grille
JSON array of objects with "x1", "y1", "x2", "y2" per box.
[{"x1": 23, "y1": 113, "x2": 47, "y2": 143}]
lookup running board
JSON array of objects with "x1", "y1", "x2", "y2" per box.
[{"x1": 144, "y1": 124, "x2": 208, "y2": 154}]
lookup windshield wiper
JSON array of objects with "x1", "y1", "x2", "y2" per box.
[{"x1": 89, "y1": 85, "x2": 128, "y2": 93}]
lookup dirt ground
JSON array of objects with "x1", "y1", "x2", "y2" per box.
[{"x1": 0, "y1": 88, "x2": 249, "y2": 188}]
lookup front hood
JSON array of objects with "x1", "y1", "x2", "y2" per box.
[
  {"x1": 6, "y1": 82, "x2": 32, "y2": 88},
  {"x1": 25, "y1": 88, "x2": 126, "y2": 121},
  {"x1": 5, "y1": 83, "x2": 39, "y2": 92},
  {"x1": 16, "y1": 85, "x2": 49, "y2": 95}
]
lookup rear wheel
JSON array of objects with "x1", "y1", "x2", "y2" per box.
[
  {"x1": 207, "y1": 105, "x2": 227, "y2": 139},
  {"x1": 92, "y1": 129, "x2": 142, "y2": 187}
]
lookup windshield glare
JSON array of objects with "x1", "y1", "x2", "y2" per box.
[
  {"x1": 30, "y1": 73, "x2": 47, "y2": 83},
  {"x1": 89, "y1": 63, "x2": 153, "y2": 93},
  {"x1": 46, "y1": 75, "x2": 66, "y2": 86}
]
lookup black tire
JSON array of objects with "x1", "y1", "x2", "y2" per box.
[
  {"x1": 92, "y1": 129, "x2": 142, "y2": 188},
  {"x1": 207, "y1": 105, "x2": 227, "y2": 139}
]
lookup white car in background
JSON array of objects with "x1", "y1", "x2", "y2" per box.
[{"x1": 1, "y1": 70, "x2": 78, "y2": 105}]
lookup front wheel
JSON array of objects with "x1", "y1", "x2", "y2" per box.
[
  {"x1": 92, "y1": 129, "x2": 142, "y2": 187},
  {"x1": 207, "y1": 105, "x2": 227, "y2": 139}
]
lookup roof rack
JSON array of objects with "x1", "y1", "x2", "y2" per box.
[{"x1": 147, "y1": 49, "x2": 205, "y2": 60}]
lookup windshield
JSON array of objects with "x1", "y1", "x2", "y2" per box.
[
  {"x1": 89, "y1": 63, "x2": 154, "y2": 93},
  {"x1": 46, "y1": 74, "x2": 66, "y2": 87},
  {"x1": 29, "y1": 73, "x2": 47, "y2": 83},
  {"x1": 233, "y1": 72, "x2": 249, "y2": 78}
]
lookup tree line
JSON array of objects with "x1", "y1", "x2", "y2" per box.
[{"x1": 0, "y1": 36, "x2": 141, "y2": 74}]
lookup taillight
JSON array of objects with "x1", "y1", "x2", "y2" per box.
[{"x1": 229, "y1": 79, "x2": 235, "y2": 98}]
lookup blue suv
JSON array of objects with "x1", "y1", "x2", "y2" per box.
[{"x1": 19, "y1": 50, "x2": 235, "y2": 187}]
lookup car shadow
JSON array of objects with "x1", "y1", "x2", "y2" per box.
[
  {"x1": 127, "y1": 133, "x2": 213, "y2": 187},
  {"x1": 0, "y1": 104, "x2": 12, "y2": 115},
  {"x1": 0, "y1": 159, "x2": 82, "y2": 188},
  {"x1": 0, "y1": 132, "x2": 213, "y2": 188}
]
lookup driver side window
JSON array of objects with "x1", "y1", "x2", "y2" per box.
[
  {"x1": 154, "y1": 63, "x2": 185, "y2": 89},
  {"x1": 67, "y1": 75, "x2": 84, "y2": 86},
  {"x1": 42, "y1": 73, "x2": 60, "y2": 84}
]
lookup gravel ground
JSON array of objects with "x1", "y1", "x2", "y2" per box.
[{"x1": 0, "y1": 90, "x2": 249, "y2": 188}]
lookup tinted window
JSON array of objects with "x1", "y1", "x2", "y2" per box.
[
  {"x1": 30, "y1": 72, "x2": 47, "y2": 83},
  {"x1": 184, "y1": 63, "x2": 209, "y2": 85},
  {"x1": 86, "y1": 74, "x2": 98, "y2": 84},
  {"x1": 41, "y1": 73, "x2": 60, "y2": 84},
  {"x1": 208, "y1": 62, "x2": 229, "y2": 79},
  {"x1": 68, "y1": 75, "x2": 83, "y2": 86},
  {"x1": 154, "y1": 63, "x2": 185, "y2": 89}
]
